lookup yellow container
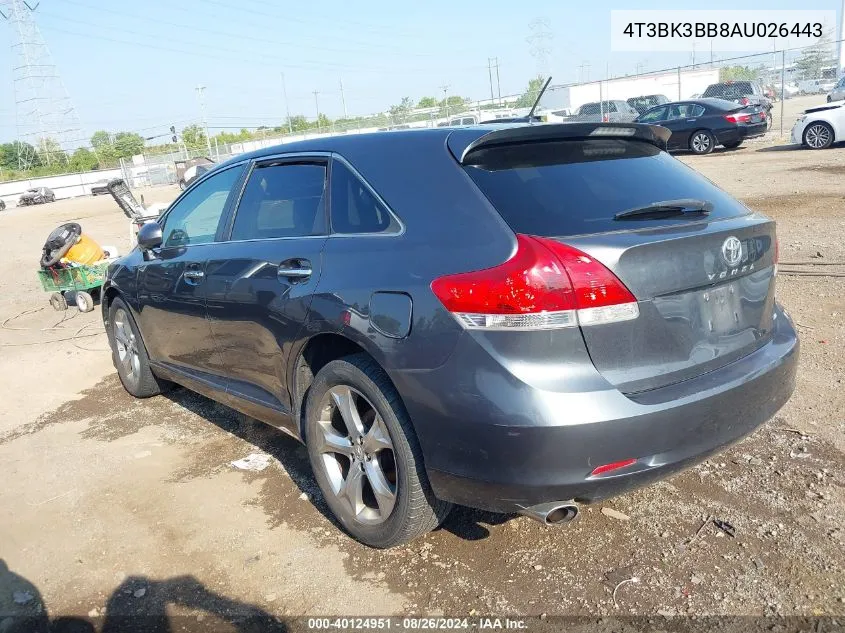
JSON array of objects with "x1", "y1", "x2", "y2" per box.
[{"x1": 63, "y1": 234, "x2": 105, "y2": 266}]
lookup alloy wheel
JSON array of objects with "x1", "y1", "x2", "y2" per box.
[
  {"x1": 805, "y1": 124, "x2": 832, "y2": 149},
  {"x1": 315, "y1": 385, "x2": 397, "y2": 525},
  {"x1": 692, "y1": 133, "x2": 711, "y2": 153},
  {"x1": 113, "y1": 308, "x2": 141, "y2": 381}
]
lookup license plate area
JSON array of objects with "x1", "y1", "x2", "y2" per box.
[{"x1": 699, "y1": 282, "x2": 744, "y2": 335}]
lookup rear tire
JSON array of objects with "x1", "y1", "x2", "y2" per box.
[
  {"x1": 689, "y1": 130, "x2": 715, "y2": 155},
  {"x1": 803, "y1": 122, "x2": 834, "y2": 150},
  {"x1": 49, "y1": 292, "x2": 68, "y2": 311},
  {"x1": 107, "y1": 297, "x2": 171, "y2": 398},
  {"x1": 178, "y1": 179, "x2": 186, "y2": 191},
  {"x1": 304, "y1": 354, "x2": 452, "y2": 548}
]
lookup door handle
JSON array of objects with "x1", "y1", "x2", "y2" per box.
[{"x1": 278, "y1": 258, "x2": 312, "y2": 281}]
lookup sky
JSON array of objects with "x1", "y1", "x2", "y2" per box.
[{"x1": 0, "y1": 0, "x2": 841, "y2": 147}]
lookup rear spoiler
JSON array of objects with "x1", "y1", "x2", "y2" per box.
[{"x1": 454, "y1": 123, "x2": 671, "y2": 163}]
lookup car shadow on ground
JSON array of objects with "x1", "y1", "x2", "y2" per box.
[
  {"x1": 0, "y1": 559, "x2": 286, "y2": 632},
  {"x1": 672, "y1": 145, "x2": 747, "y2": 157},
  {"x1": 162, "y1": 386, "x2": 516, "y2": 544},
  {"x1": 756, "y1": 143, "x2": 803, "y2": 152}
]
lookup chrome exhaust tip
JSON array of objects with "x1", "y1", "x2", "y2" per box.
[{"x1": 517, "y1": 501, "x2": 579, "y2": 526}]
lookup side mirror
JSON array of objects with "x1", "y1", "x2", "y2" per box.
[{"x1": 137, "y1": 222, "x2": 163, "y2": 250}]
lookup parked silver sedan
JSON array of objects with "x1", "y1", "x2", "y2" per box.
[{"x1": 827, "y1": 76, "x2": 845, "y2": 103}]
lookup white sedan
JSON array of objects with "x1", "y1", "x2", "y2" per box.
[{"x1": 791, "y1": 102, "x2": 844, "y2": 149}]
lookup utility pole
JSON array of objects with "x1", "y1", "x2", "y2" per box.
[
  {"x1": 440, "y1": 84, "x2": 450, "y2": 119},
  {"x1": 195, "y1": 84, "x2": 212, "y2": 156},
  {"x1": 281, "y1": 72, "x2": 292, "y2": 134},
  {"x1": 487, "y1": 58, "x2": 495, "y2": 101},
  {"x1": 494, "y1": 57, "x2": 501, "y2": 104},
  {"x1": 339, "y1": 78, "x2": 348, "y2": 119},
  {"x1": 578, "y1": 61, "x2": 591, "y2": 82},
  {"x1": 313, "y1": 90, "x2": 320, "y2": 132}
]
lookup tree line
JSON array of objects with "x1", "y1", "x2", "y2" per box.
[{"x1": 0, "y1": 79, "x2": 548, "y2": 181}]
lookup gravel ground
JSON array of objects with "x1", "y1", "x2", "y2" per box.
[{"x1": 0, "y1": 128, "x2": 843, "y2": 631}]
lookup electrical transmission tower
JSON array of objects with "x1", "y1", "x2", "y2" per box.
[
  {"x1": 1, "y1": 0, "x2": 83, "y2": 169},
  {"x1": 527, "y1": 17, "x2": 553, "y2": 79}
]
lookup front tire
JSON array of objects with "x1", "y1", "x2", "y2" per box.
[
  {"x1": 689, "y1": 130, "x2": 715, "y2": 155},
  {"x1": 107, "y1": 297, "x2": 171, "y2": 398},
  {"x1": 305, "y1": 354, "x2": 451, "y2": 548},
  {"x1": 803, "y1": 122, "x2": 834, "y2": 150},
  {"x1": 75, "y1": 291, "x2": 95, "y2": 313}
]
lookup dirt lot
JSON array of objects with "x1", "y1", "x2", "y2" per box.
[{"x1": 1, "y1": 125, "x2": 843, "y2": 630}]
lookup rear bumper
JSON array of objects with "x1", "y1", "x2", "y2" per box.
[
  {"x1": 394, "y1": 306, "x2": 799, "y2": 513},
  {"x1": 716, "y1": 123, "x2": 767, "y2": 145}
]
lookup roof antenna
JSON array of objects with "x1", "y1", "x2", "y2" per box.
[{"x1": 527, "y1": 76, "x2": 552, "y2": 121}]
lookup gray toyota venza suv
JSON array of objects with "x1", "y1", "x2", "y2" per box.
[{"x1": 104, "y1": 123, "x2": 798, "y2": 548}]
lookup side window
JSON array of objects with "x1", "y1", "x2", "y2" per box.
[
  {"x1": 607, "y1": 102, "x2": 618, "y2": 112},
  {"x1": 230, "y1": 162, "x2": 327, "y2": 241},
  {"x1": 690, "y1": 104, "x2": 705, "y2": 117},
  {"x1": 161, "y1": 165, "x2": 243, "y2": 247},
  {"x1": 330, "y1": 160, "x2": 400, "y2": 235},
  {"x1": 638, "y1": 106, "x2": 667, "y2": 123}
]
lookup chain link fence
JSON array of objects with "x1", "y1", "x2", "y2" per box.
[{"x1": 113, "y1": 38, "x2": 844, "y2": 188}]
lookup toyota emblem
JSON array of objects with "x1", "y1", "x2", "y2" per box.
[{"x1": 721, "y1": 236, "x2": 743, "y2": 267}]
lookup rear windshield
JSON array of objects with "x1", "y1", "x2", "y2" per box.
[{"x1": 463, "y1": 140, "x2": 750, "y2": 237}]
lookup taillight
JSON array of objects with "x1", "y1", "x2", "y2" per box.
[
  {"x1": 724, "y1": 113, "x2": 752, "y2": 124},
  {"x1": 430, "y1": 234, "x2": 639, "y2": 330}
]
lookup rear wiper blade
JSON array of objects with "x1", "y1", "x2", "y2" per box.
[{"x1": 614, "y1": 199, "x2": 713, "y2": 220}]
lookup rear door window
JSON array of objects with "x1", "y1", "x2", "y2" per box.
[
  {"x1": 230, "y1": 162, "x2": 327, "y2": 241},
  {"x1": 462, "y1": 140, "x2": 749, "y2": 237}
]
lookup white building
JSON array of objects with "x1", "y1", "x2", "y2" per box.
[{"x1": 539, "y1": 68, "x2": 721, "y2": 114}]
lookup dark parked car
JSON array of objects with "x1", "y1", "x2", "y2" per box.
[
  {"x1": 635, "y1": 98, "x2": 768, "y2": 154},
  {"x1": 90, "y1": 179, "x2": 111, "y2": 196},
  {"x1": 103, "y1": 124, "x2": 798, "y2": 548},
  {"x1": 627, "y1": 94, "x2": 669, "y2": 115},
  {"x1": 701, "y1": 81, "x2": 773, "y2": 129},
  {"x1": 18, "y1": 186, "x2": 55, "y2": 205},
  {"x1": 0, "y1": 199, "x2": 5, "y2": 211}
]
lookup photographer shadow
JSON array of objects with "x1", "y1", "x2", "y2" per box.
[{"x1": 0, "y1": 559, "x2": 286, "y2": 633}]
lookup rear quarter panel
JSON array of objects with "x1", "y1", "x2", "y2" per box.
[{"x1": 302, "y1": 134, "x2": 517, "y2": 375}]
